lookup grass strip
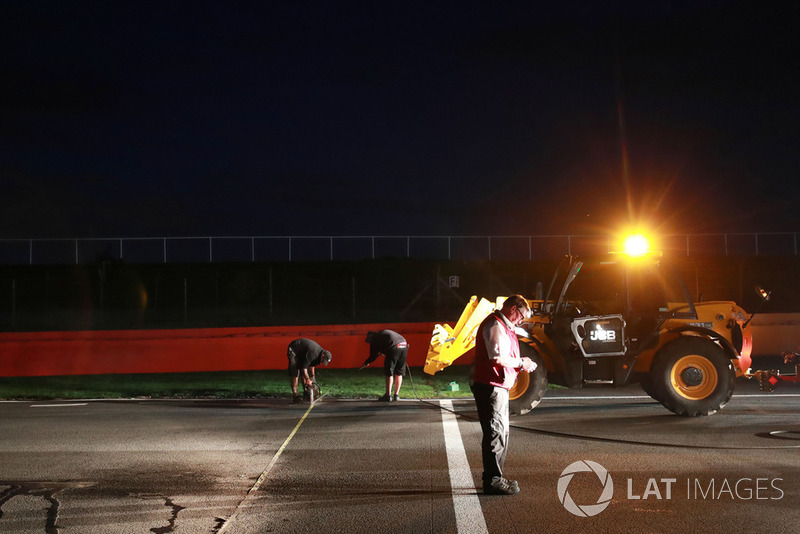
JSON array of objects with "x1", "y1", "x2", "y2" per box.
[{"x1": 0, "y1": 366, "x2": 477, "y2": 401}]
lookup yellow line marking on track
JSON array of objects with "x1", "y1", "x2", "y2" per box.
[{"x1": 218, "y1": 401, "x2": 316, "y2": 533}]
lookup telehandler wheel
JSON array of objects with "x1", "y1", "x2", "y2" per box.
[
  {"x1": 510, "y1": 342, "x2": 548, "y2": 415},
  {"x1": 638, "y1": 373, "x2": 662, "y2": 403},
  {"x1": 650, "y1": 337, "x2": 735, "y2": 417}
]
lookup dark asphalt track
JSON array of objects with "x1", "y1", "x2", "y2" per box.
[{"x1": 1, "y1": 378, "x2": 799, "y2": 533}]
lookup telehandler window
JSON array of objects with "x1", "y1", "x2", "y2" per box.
[
  {"x1": 626, "y1": 263, "x2": 682, "y2": 315},
  {"x1": 562, "y1": 262, "x2": 625, "y2": 315}
]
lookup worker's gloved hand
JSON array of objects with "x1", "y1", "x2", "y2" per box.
[{"x1": 521, "y1": 357, "x2": 537, "y2": 373}]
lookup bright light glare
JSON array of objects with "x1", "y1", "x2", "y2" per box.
[{"x1": 622, "y1": 233, "x2": 652, "y2": 258}]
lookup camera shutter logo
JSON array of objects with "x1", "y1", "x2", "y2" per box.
[{"x1": 557, "y1": 460, "x2": 614, "y2": 517}]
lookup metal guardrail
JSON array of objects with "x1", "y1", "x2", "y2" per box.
[{"x1": 0, "y1": 233, "x2": 797, "y2": 265}]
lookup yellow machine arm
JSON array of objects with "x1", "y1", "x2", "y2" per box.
[{"x1": 423, "y1": 295, "x2": 499, "y2": 375}]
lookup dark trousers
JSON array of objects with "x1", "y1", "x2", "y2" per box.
[{"x1": 471, "y1": 382, "x2": 510, "y2": 483}]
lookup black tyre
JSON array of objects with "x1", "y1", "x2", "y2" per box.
[
  {"x1": 650, "y1": 337, "x2": 735, "y2": 417},
  {"x1": 510, "y1": 342, "x2": 548, "y2": 415},
  {"x1": 638, "y1": 373, "x2": 662, "y2": 402}
]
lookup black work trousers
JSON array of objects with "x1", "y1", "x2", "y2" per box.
[{"x1": 471, "y1": 382, "x2": 510, "y2": 483}]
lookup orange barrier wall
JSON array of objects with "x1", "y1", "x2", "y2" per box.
[
  {"x1": 2, "y1": 314, "x2": 789, "y2": 378},
  {"x1": 0, "y1": 323, "x2": 439, "y2": 378}
]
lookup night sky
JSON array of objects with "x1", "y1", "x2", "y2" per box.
[{"x1": 3, "y1": 1, "x2": 800, "y2": 239}]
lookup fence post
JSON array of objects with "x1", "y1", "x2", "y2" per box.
[
  {"x1": 11, "y1": 278, "x2": 16, "y2": 329},
  {"x1": 351, "y1": 275, "x2": 356, "y2": 319},
  {"x1": 154, "y1": 271, "x2": 160, "y2": 319},
  {"x1": 43, "y1": 272, "x2": 49, "y2": 325},
  {"x1": 98, "y1": 261, "x2": 105, "y2": 325},
  {"x1": 269, "y1": 267, "x2": 273, "y2": 319}
]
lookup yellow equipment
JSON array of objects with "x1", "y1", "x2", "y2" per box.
[
  {"x1": 424, "y1": 295, "x2": 496, "y2": 375},
  {"x1": 424, "y1": 252, "x2": 765, "y2": 417}
]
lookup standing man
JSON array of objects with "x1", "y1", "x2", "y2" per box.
[
  {"x1": 287, "y1": 338, "x2": 332, "y2": 403},
  {"x1": 472, "y1": 295, "x2": 537, "y2": 495},
  {"x1": 361, "y1": 330, "x2": 408, "y2": 402}
]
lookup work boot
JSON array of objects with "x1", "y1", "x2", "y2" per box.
[
  {"x1": 483, "y1": 477, "x2": 520, "y2": 495},
  {"x1": 392, "y1": 394, "x2": 399, "y2": 402},
  {"x1": 378, "y1": 393, "x2": 393, "y2": 402},
  {"x1": 291, "y1": 395, "x2": 303, "y2": 404},
  {"x1": 483, "y1": 477, "x2": 519, "y2": 488}
]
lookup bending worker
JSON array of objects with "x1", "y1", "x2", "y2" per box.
[
  {"x1": 361, "y1": 330, "x2": 408, "y2": 402},
  {"x1": 286, "y1": 338, "x2": 332, "y2": 403}
]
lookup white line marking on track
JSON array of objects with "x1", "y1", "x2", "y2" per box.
[
  {"x1": 440, "y1": 399, "x2": 489, "y2": 534},
  {"x1": 537, "y1": 393, "x2": 800, "y2": 401},
  {"x1": 217, "y1": 400, "x2": 316, "y2": 533},
  {"x1": 734, "y1": 394, "x2": 800, "y2": 397},
  {"x1": 541, "y1": 395, "x2": 652, "y2": 401},
  {"x1": 30, "y1": 403, "x2": 88, "y2": 408}
]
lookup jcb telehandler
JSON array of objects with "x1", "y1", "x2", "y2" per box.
[{"x1": 425, "y1": 251, "x2": 768, "y2": 417}]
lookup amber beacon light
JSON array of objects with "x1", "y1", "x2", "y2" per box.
[{"x1": 621, "y1": 233, "x2": 653, "y2": 258}]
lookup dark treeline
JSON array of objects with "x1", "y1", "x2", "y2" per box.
[{"x1": 0, "y1": 256, "x2": 796, "y2": 332}]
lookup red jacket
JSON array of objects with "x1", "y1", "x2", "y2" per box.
[{"x1": 472, "y1": 311, "x2": 520, "y2": 389}]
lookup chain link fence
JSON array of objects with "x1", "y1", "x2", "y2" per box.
[
  {"x1": 0, "y1": 233, "x2": 798, "y2": 265},
  {"x1": 1, "y1": 233, "x2": 798, "y2": 332}
]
